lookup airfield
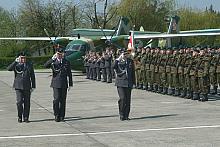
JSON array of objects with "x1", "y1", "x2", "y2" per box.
[{"x1": 0, "y1": 70, "x2": 220, "y2": 147}]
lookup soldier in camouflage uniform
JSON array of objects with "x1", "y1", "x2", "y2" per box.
[
  {"x1": 216, "y1": 47, "x2": 220, "y2": 95},
  {"x1": 144, "y1": 47, "x2": 151, "y2": 91},
  {"x1": 148, "y1": 48, "x2": 156, "y2": 91},
  {"x1": 197, "y1": 48, "x2": 211, "y2": 101},
  {"x1": 189, "y1": 49, "x2": 200, "y2": 100},
  {"x1": 174, "y1": 48, "x2": 182, "y2": 97},
  {"x1": 180, "y1": 47, "x2": 191, "y2": 98},
  {"x1": 158, "y1": 48, "x2": 167, "y2": 93},
  {"x1": 163, "y1": 48, "x2": 172, "y2": 95},
  {"x1": 139, "y1": 48, "x2": 147, "y2": 89},
  {"x1": 168, "y1": 48, "x2": 178, "y2": 95},
  {"x1": 133, "y1": 47, "x2": 142, "y2": 88},
  {"x1": 152, "y1": 47, "x2": 160, "y2": 92},
  {"x1": 209, "y1": 48, "x2": 218, "y2": 95}
]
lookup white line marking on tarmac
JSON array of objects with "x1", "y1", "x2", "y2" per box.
[
  {"x1": 1, "y1": 125, "x2": 220, "y2": 139},
  {"x1": 161, "y1": 102, "x2": 180, "y2": 104},
  {"x1": 0, "y1": 110, "x2": 4, "y2": 112}
]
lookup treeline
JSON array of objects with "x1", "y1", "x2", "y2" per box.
[{"x1": 0, "y1": 0, "x2": 220, "y2": 57}]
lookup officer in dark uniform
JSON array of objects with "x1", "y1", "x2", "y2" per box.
[
  {"x1": 104, "y1": 48, "x2": 113, "y2": 83},
  {"x1": 95, "y1": 52, "x2": 102, "y2": 81},
  {"x1": 44, "y1": 48, "x2": 73, "y2": 122},
  {"x1": 100, "y1": 51, "x2": 107, "y2": 82},
  {"x1": 7, "y1": 52, "x2": 36, "y2": 123},
  {"x1": 113, "y1": 50, "x2": 135, "y2": 121},
  {"x1": 83, "y1": 52, "x2": 90, "y2": 79}
]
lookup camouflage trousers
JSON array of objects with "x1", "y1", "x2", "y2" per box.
[
  {"x1": 184, "y1": 74, "x2": 192, "y2": 90},
  {"x1": 190, "y1": 76, "x2": 199, "y2": 93},
  {"x1": 177, "y1": 73, "x2": 185, "y2": 89},
  {"x1": 135, "y1": 69, "x2": 141, "y2": 85},
  {"x1": 153, "y1": 72, "x2": 160, "y2": 85},
  {"x1": 167, "y1": 73, "x2": 178, "y2": 88},
  {"x1": 140, "y1": 69, "x2": 146, "y2": 85},
  {"x1": 198, "y1": 76, "x2": 209, "y2": 94},
  {"x1": 148, "y1": 70, "x2": 154, "y2": 85},
  {"x1": 209, "y1": 73, "x2": 217, "y2": 87},
  {"x1": 216, "y1": 73, "x2": 220, "y2": 87},
  {"x1": 159, "y1": 72, "x2": 167, "y2": 87}
]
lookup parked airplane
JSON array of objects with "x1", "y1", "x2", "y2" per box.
[{"x1": 1, "y1": 15, "x2": 220, "y2": 65}]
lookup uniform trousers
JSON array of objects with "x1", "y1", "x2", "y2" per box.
[
  {"x1": 15, "y1": 89, "x2": 31, "y2": 119},
  {"x1": 117, "y1": 87, "x2": 131, "y2": 119},
  {"x1": 53, "y1": 88, "x2": 67, "y2": 118}
]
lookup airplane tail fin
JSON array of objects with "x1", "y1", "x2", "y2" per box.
[{"x1": 116, "y1": 17, "x2": 130, "y2": 36}]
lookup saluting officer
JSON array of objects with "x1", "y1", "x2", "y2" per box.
[
  {"x1": 44, "y1": 48, "x2": 73, "y2": 122},
  {"x1": 114, "y1": 49, "x2": 135, "y2": 121},
  {"x1": 7, "y1": 52, "x2": 36, "y2": 123}
]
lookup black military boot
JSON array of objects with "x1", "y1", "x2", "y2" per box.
[
  {"x1": 174, "y1": 88, "x2": 181, "y2": 97},
  {"x1": 180, "y1": 88, "x2": 187, "y2": 98},
  {"x1": 158, "y1": 86, "x2": 163, "y2": 93},
  {"x1": 149, "y1": 85, "x2": 154, "y2": 91},
  {"x1": 202, "y1": 94, "x2": 208, "y2": 102},
  {"x1": 138, "y1": 84, "x2": 143, "y2": 89},
  {"x1": 211, "y1": 86, "x2": 218, "y2": 95},
  {"x1": 169, "y1": 88, "x2": 175, "y2": 95},
  {"x1": 199, "y1": 94, "x2": 208, "y2": 102},
  {"x1": 162, "y1": 87, "x2": 168, "y2": 95},
  {"x1": 186, "y1": 91, "x2": 193, "y2": 99},
  {"x1": 192, "y1": 93, "x2": 199, "y2": 100},
  {"x1": 145, "y1": 83, "x2": 149, "y2": 91},
  {"x1": 153, "y1": 85, "x2": 158, "y2": 92}
]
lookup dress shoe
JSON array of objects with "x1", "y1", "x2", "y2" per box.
[
  {"x1": 55, "y1": 116, "x2": 60, "y2": 122},
  {"x1": 124, "y1": 117, "x2": 131, "y2": 120},
  {"x1": 60, "y1": 117, "x2": 65, "y2": 122},
  {"x1": 119, "y1": 115, "x2": 125, "y2": 121},
  {"x1": 18, "y1": 118, "x2": 22, "y2": 123},
  {"x1": 24, "y1": 118, "x2": 29, "y2": 123},
  {"x1": 120, "y1": 117, "x2": 125, "y2": 121}
]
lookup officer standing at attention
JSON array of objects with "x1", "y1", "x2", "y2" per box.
[
  {"x1": 113, "y1": 49, "x2": 135, "y2": 121},
  {"x1": 7, "y1": 52, "x2": 36, "y2": 123},
  {"x1": 44, "y1": 48, "x2": 73, "y2": 122}
]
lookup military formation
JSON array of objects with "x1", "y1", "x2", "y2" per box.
[
  {"x1": 83, "y1": 47, "x2": 115, "y2": 83},
  {"x1": 84, "y1": 46, "x2": 220, "y2": 102}
]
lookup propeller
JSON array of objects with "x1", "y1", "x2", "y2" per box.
[
  {"x1": 99, "y1": 18, "x2": 123, "y2": 49},
  {"x1": 44, "y1": 28, "x2": 52, "y2": 41}
]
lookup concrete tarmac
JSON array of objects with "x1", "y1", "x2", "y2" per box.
[{"x1": 0, "y1": 70, "x2": 220, "y2": 147}]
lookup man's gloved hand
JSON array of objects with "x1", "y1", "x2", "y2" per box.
[
  {"x1": 52, "y1": 53, "x2": 57, "y2": 60},
  {"x1": 31, "y1": 88, "x2": 35, "y2": 93},
  {"x1": 15, "y1": 56, "x2": 20, "y2": 62},
  {"x1": 68, "y1": 86, "x2": 72, "y2": 91}
]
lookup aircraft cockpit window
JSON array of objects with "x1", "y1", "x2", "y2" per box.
[
  {"x1": 66, "y1": 44, "x2": 81, "y2": 51},
  {"x1": 80, "y1": 45, "x2": 87, "y2": 52}
]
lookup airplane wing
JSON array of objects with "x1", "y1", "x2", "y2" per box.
[
  {"x1": 0, "y1": 37, "x2": 78, "y2": 41},
  {"x1": 132, "y1": 32, "x2": 220, "y2": 39},
  {"x1": 180, "y1": 29, "x2": 220, "y2": 34}
]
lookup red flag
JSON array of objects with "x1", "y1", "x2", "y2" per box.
[{"x1": 128, "y1": 31, "x2": 134, "y2": 49}]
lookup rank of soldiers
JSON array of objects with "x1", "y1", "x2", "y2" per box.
[{"x1": 84, "y1": 45, "x2": 220, "y2": 102}]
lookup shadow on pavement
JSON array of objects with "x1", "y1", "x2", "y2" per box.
[
  {"x1": 131, "y1": 114, "x2": 178, "y2": 120},
  {"x1": 64, "y1": 115, "x2": 118, "y2": 122}
]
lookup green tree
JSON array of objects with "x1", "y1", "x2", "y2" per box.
[{"x1": 118, "y1": 0, "x2": 175, "y2": 32}]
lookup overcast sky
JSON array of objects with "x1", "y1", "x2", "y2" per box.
[{"x1": 0, "y1": 0, "x2": 220, "y2": 11}]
